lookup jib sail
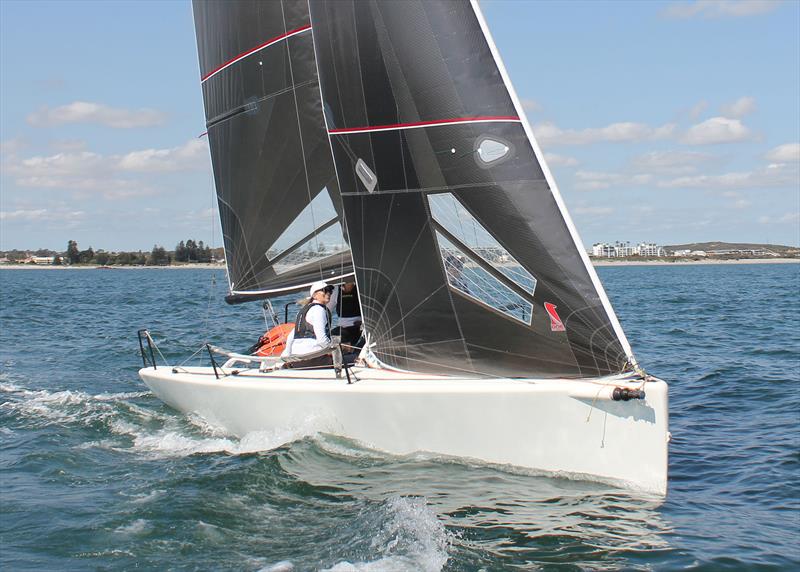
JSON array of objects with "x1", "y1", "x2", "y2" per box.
[
  {"x1": 193, "y1": 0, "x2": 352, "y2": 302},
  {"x1": 308, "y1": 0, "x2": 636, "y2": 378}
]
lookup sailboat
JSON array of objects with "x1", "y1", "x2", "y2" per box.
[{"x1": 139, "y1": 0, "x2": 669, "y2": 496}]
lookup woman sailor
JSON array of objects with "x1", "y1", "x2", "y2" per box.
[{"x1": 281, "y1": 281, "x2": 337, "y2": 368}]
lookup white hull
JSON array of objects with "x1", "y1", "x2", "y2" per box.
[{"x1": 139, "y1": 366, "x2": 668, "y2": 495}]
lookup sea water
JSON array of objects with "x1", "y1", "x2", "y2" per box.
[{"x1": 1, "y1": 264, "x2": 798, "y2": 570}]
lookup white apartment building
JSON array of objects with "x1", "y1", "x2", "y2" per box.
[
  {"x1": 591, "y1": 241, "x2": 665, "y2": 257},
  {"x1": 637, "y1": 243, "x2": 665, "y2": 257},
  {"x1": 592, "y1": 243, "x2": 616, "y2": 257}
]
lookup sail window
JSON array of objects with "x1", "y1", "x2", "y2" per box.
[
  {"x1": 475, "y1": 136, "x2": 512, "y2": 167},
  {"x1": 427, "y1": 193, "x2": 537, "y2": 293},
  {"x1": 355, "y1": 158, "x2": 377, "y2": 193},
  {"x1": 436, "y1": 232, "x2": 532, "y2": 325},
  {"x1": 273, "y1": 221, "x2": 348, "y2": 275},
  {"x1": 267, "y1": 189, "x2": 340, "y2": 261}
]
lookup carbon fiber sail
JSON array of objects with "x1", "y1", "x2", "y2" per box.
[
  {"x1": 308, "y1": 0, "x2": 636, "y2": 378},
  {"x1": 193, "y1": 0, "x2": 352, "y2": 302}
]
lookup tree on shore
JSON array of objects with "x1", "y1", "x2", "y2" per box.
[
  {"x1": 66, "y1": 240, "x2": 80, "y2": 264},
  {"x1": 175, "y1": 240, "x2": 188, "y2": 262},
  {"x1": 148, "y1": 245, "x2": 169, "y2": 266},
  {"x1": 174, "y1": 238, "x2": 212, "y2": 263},
  {"x1": 78, "y1": 247, "x2": 95, "y2": 264},
  {"x1": 95, "y1": 251, "x2": 110, "y2": 266}
]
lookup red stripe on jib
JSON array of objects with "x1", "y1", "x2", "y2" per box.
[
  {"x1": 328, "y1": 116, "x2": 520, "y2": 134},
  {"x1": 201, "y1": 24, "x2": 312, "y2": 82}
]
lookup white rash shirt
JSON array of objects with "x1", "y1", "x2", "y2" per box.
[{"x1": 282, "y1": 302, "x2": 333, "y2": 357}]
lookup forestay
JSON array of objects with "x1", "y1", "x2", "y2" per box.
[
  {"x1": 308, "y1": 0, "x2": 636, "y2": 378},
  {"x1": 194, "y1": 0, "x2": 352, "y2": 302}
]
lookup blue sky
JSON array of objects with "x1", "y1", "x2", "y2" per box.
[{"x1": 1, "y1": 0, "x2": 798, "y2": 252}]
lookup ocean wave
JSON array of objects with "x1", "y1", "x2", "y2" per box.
[
  {"x1": 0, "y1": 383, "x2": 163, "y2": 432},
  {"x1": 114, "y1": 412, "x2": 334, "y2": 459},
  {"x1": 323, "y1": 496, "x2": 452, "y2": 572},
  {"x1": 114, "y1": 519, "x2": 150, "y2": 535},
  {"x1": 257, "y1": 562, "x2": 295, "y2": 572}
]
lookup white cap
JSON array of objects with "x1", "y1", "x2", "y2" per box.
[{"x1": 309, "y1": 280, "x2": 329, "y2": 297}]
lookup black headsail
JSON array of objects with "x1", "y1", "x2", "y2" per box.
[
  {"x1": 308, "y1": 0, "x2": 637, "y2": 378},
  {"x1": 193, "y1": 0, "x2": 352, "y2": 302}
]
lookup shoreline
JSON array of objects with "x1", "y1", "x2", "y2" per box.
[
  {"x1": 1, "y1": 258, "x2": 798, "y2": 270},
  {"x1": 592, "y1": 257, "x2": 799, "y2": 266},
  {"x1": 0, "y1": 263, "x2": 227, "y2": 270}
]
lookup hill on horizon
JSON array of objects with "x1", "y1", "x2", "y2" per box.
[{"x1": 664, "y1": 241, "x2": 799, "y2": 253}]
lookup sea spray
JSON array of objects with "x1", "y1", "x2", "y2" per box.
[{"x1": 324, "y1": 496, "x2": 452, "y2": 572}]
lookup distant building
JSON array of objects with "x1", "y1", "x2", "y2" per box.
[
  {"x1": 592, "y1": 243, "x2": 617, "y2": 257},
  {"x1": 706, "y1": 248, "x2": 778, "y2": 257},
  {"x1": 591, "y1": 241, "x2": 665, "y2": 257},
  {"x1": 615, "y1": 241, "x2": 637, "y2": 257},
  {"x1": 637, "y1": 242, "x2": 665, "y2": 257}
]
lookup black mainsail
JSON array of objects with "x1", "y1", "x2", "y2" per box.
[
  {"x1": 194, "y1": 0, "x2": 352, "y2": 301},
  {"x1": 308, "y1": 0, "x2": 636, "y2": 378}
]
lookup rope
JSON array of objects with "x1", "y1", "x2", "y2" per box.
[
  {"x1": 145, "y1": 332, "x2": 172, "y2": 368},
  {"x1": 178, "y1": 344, "x2": 208, "y2": 368}
]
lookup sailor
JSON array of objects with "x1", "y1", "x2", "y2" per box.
[
  {"x1": 334, "y1": 281, "x2": 363, "y2": 349},
  {"x1": 281, "y1": 280, "x2": 336, "y2": 367}
]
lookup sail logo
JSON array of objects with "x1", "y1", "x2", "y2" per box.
[{"x1": 544, "y1": 303, "x2": 566, "y2": 332}]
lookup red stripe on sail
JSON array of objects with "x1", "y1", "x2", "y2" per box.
[
  {"x1": 328, "y1": 116, "x2": 520, "y2": 134},
  {"x1": 201, "y1": 25, "x2": 312, "y2": 82}
]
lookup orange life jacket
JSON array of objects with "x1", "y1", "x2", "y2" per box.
[{"x1": 252, "y1": 323, "x2": 295, "y2": 356}]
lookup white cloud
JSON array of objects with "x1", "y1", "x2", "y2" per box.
[
  {"x1": 117, "y1": 139, "x2": 209, "y2": 172},
  {"x1": 689, "y1": 100, "x2": 708, "y2": 119},
  {"x1": 573, "y1": 206, "x2": 614, "y2": 216},
  {"x1": 0, "y1": 138, "x2": 27, "y2": 155},
  {"x1": 15, "y1": 151, "x2": 105, "y2": 177},
  {"x1": 631, "y1": 150, "x2": 717, "y2": 174},
  {"x1": 0, "y1": 208, "x2": 85, "y2": 222},
  {"x1": 681, "y1": 116, "x2": 751, "y2": 145},
  {"x1": 1, "y1": 139, "x2": 210, "y2": 199},
  {"x1": 574, "y1": 170, "x2": 653, "y2": 191},
  {"x1": 659, "y1": 162, "x2": 799, "y2": 190},
  {"x1": 662, "y1": 1, "x2": 782, "y2": 19},
  {"x1": 521, "y1": 99, "x2": 542, "y2": 113},
  {"x1": 543, "y1": 152, "x2": 579, "y2": 167},
  {"x1": 49, "y1": 139, "x2": 87, "y2": 152},
  {"x1": 720, "y1": 96, "x2": 756, "y2": 118},
  {"x1": 534, "y1": 121, "x2": 676, "y2": 146},
  {"x1": 27, "y1": 101, "x2": 166, "y2": 128},
  {"x1": 758, "y1": 212, "x2": 800, "y2": 224},
  {"x1": 765, "y1": 143, "x2": 800, "y2": 163}
]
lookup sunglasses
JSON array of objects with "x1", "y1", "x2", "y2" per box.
[{"x1": 321, "y1": 285, "x2": 334, "y2": 294}]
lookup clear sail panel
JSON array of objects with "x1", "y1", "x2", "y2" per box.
[
  {"x1": 428, "y1": 193, "x2": 537, "y2": 293},
  {"x1": 273, "y1": 221, "x2": 348, "y2": 275},
  {"x1": 267, "y1": 188, "x2": 342, "y2": 260},
  {"x1": 436, "y1": 231, "x2": 532, "y2": 325}
]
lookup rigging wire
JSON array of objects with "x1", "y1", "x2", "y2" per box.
[{"x1": 202, "y1": 143, "x2": 218, "y2": 357}]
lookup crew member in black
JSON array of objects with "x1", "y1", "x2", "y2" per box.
[{"x1": 334, "y1": 281, "x2": 363, "y2": 350}]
